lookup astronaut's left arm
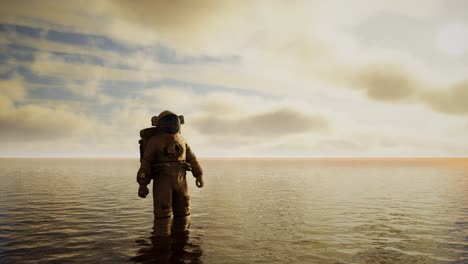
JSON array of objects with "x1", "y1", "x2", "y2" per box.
[
  {"x1": 186, "y1": 143, "x2": 204, "y2": 188},
  {"x1": 185, "y1": 144, "x2": 203, "y2": 177}
]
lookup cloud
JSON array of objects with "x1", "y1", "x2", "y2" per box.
[
  {"x1": 102, "y1": 0, "x2": 445, "y2": 54},
  {"x1": 350, "y1": 63, "x2": 418, "y2": 102},
  {"x1": 0, "y1": 79, "x2": 95, "y2": 142},
  {"x1": 0, "y1": 105, "x2": 94, "y2": 141},
  {"x1": 191, "y1": 108, "x2": 329, "y2": 137},
  {"x1": 25, "y1": 52, "x2": 112, "y2": 103},
  {"x1": 422, "y1": 81, "x2": 468, "y2": 114},
  {"x1": 103, "y1": 0, "x2": 264, "y2": 53},
  {"x1": 140, "y1": 87, "x2": 281, "y2": 118},
  {"x1": 340, "y1": 61, "x2": 468, "y2": 116},
  {"x1": 0, "y1": 79, "x2": 26, "y2": 106},
  {"x1": 102, "y1": 0, "x2": 337, "y2": 55},
  {"x1": 0, "y1": 1, "x2": 105, "y2": 33}
]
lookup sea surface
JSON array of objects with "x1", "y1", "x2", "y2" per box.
[{"x1": 0, "y1": 158, "x2": 467, "y2": 263}]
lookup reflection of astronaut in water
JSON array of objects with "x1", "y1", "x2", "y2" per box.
[
  {"x1": 131, "y1": 217, "x2": 203, "y2": 264},
  {"x1": 137, "y1": 110, "x2": 204, "y2": 219}
]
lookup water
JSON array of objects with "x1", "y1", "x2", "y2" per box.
[{"x1": 0, "y1": 158, "x2": 467, "y2": 263}]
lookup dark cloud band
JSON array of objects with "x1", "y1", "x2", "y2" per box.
[{"x1": 191, "y1": 108, "x2": 329, "y2": 137}]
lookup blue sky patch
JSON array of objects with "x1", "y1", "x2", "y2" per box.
[
  {"x1": 17, "y1": 66, "x2": 63, "y2": 85},
  {"x1": 0, "y1": 23, "x2": 43, "y2": 38}
]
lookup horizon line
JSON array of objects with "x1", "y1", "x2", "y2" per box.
[{"x1": 1, "y1": 156, "x2": 467, "y2": 159}]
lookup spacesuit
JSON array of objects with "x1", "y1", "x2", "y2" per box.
[{"x1": 137, "y1": 110, "x2": 203, "y2": 219}]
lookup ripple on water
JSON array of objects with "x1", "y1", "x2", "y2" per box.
[{"x1": 0, "y1": 158, "x2": 467, "y2": 263}]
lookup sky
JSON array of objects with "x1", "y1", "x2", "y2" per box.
[{"x1": 0, "y1": 0, "x2": 468, "y2": 157}]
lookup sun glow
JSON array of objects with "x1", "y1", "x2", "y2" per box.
[{"x1": 435, "y1": 23, "x2": 468, "y2": 55}]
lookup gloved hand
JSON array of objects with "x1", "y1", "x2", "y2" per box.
[
  {"x1": 138, "y1": 185, "x2": 149, "y2": 198},
  {"x1": 195, "y1": 176, "x2": 204, "y2": 188}
]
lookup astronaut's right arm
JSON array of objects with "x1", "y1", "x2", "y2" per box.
[{"x1": 137, "y1": 137, "x2": 157, "y2": 186}]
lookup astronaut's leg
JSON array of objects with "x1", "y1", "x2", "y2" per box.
[
  {"x1": 152, "y1": 174, "x2": 172, "y2": 219},
  {"x1": 152, "y1": 217, "x2": 172, "y2": 237},
  {"x1": 171, "y1": 215, "x2": 190, "y2": 247},
  {"x1": 172, "y1": 179, "x2": 191, "y2": 217},
  {"x1": 172, "y1": 215, "x2": 190, "y2": 232}
]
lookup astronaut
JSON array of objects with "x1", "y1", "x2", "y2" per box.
[{"x1": 137, "y1": 110, "x2": 204, "y2": 219}]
